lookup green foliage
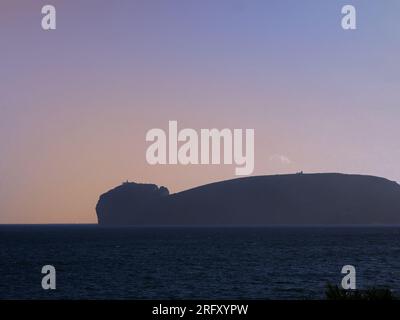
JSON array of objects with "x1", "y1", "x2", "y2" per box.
[{"x1": 325, "y1": 283, "x2": 396, "y2": 300}]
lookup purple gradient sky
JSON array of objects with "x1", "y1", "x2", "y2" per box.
[{"x1": 1, "y1": 0, "x2": 399, "y2": 223}]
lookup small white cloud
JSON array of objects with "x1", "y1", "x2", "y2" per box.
[{"x1": 269, "y1": 154, "x2": 292, "y2": 165}]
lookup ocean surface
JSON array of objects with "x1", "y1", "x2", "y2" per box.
[{"x1": 1, "y1": 225, "x2": 400, "y2": 299}]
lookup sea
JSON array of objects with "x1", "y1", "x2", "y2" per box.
[{"x1": 1, "y1": 225, "x2": 399, "y2": 300}]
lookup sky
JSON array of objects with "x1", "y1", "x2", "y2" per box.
[{"x1": 0, "y1": 0, "x2": 399, "y2": 223}]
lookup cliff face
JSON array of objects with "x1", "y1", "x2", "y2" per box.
[
  {"x1": 95, "y1": 182, "x2": 169, "y2": 225},
  {"x1": 96, "y1": 173, "x2": 400, "y2": 225}
]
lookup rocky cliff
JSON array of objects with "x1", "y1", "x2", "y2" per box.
[{"x1": 96, "y1": 173, "x2": 400, "y2": 225}]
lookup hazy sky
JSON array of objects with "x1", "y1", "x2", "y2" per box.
[{"x1": 1, "y1": 0, "x2": 399, "y2": 223}]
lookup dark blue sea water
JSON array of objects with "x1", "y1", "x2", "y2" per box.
[{"x1": 1, "y1": 225, "x2": 399, "y2": 299}]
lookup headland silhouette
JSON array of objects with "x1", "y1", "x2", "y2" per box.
[{"x1": 96, "y1": 173, "x2": 400, "y2": 225}]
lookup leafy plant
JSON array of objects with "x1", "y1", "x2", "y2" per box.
[{"x1": 325, "y1": 283, "x2": 396, "y2": 300}]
